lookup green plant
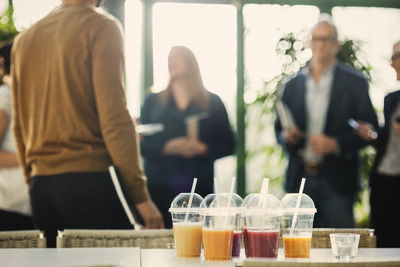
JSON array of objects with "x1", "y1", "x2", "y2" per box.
[
  {"x1": 246, "y1": 31, "x2": 374, "y2": 226},
  {"x1": 0, "y1": 5, "x2": 18, "y2": 42},
  {"x1": 245, "y1": 31, "x2": 309, "y2": 197}
]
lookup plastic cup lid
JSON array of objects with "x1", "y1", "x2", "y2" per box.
[
  {"x1": 202, "y1": 193, "x2": 243, "y2": 215},
  {"x1": 168, "y1": 193, "x2": 206, "y2": 213},
  {"x1": 281, "y1": 193, "x2": 317, "y2": 214},
  {"x1": 241, "y1": 193, "x2": 282, "y2": 216}
]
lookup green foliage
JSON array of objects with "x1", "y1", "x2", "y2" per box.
[
  {"x1": 246, "y1": 31, "x2": 374, "y2": 226},
  {"x1": 0, "y1": 6, "x2": 18, "y2": 42},
  {"x1": 245, "y1": 31, "x2": 309, "y2": 195},
  {"x1": 337, "y1": 39, "x2": 372, "y2": 80}
]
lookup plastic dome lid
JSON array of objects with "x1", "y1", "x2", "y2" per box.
[
  {"x1": 203, "y1": 193, "x2": 243, "y2": 214},
  {"x1": 241, "y1": 193, "x2": 282, "y2": 216},
  {"x1": 281, "y1": 193, "x2": 317, "y2": 214},
  {"x1": 168, "y1": 193, "x2": 206, "y2": 213}
]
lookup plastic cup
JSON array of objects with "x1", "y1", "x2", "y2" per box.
[
  {"x1": 232, "y1": 226, "x2": 243, "y2": 257},
  {"x1": 330, "y1": 233, "x2": 360, "y2": 261},
  {"x1": 281, "y1": 193, "x2": 317, "y2": 258},
  {"x1": 169, "y1": 193, "x2": 206, "y2": 257},
  {"x1": 231, "y1": 196, "x2": 243, "y2": 258},
  {"x1": 202, "y1": 193, "x2": 241, "y2": 260},
  {"x1": 241, "y1": 193, "x2": 282, "y2": 258}
]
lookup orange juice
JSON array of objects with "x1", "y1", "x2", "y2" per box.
[
  {"x1": 202, "y1": 228, "x2": 233, "y2": 260},
  {"x1": 173, "y1": 222, "x2": 203, "y2": 257},
  {"x1": 283, "y1": 235, "x2": 312, "y2": 258}
]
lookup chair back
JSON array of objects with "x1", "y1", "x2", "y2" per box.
[
  {"x1": 57, "y1": 229, "x2": 174, "y2": 248},
  {"x1": 311, "y1": 228, "x2": 376, "y2": 248},
  {"x1": 278, "y1": 228, "x2": 376, "y2": 248},
  {"x1": 0, "y1": 230, "x2": 46, "y2": 248}
]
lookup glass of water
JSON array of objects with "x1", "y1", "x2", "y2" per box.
[{"x1": 329, "y1": 233, "x2": 360, "y2": 261}]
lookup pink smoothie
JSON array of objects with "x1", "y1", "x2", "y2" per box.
[
  {"x1": 243, "y1": 228, "x2": 280, "y2": 258},
  {"x1": 231, "y1": 231, "x2": 242, "y2": 257}
]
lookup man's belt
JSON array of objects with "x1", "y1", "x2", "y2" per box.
[{"x1": 304, "y1": 163, "x2": 325, "y2": 175}]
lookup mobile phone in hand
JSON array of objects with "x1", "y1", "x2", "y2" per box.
[
  {"x1": 348, "y1": 118, "x2": 377, "y2": 140},
  {"x1": 348, "y1": 118, "x2": 360, "y2": 130}
]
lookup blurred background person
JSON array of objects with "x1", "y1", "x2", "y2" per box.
[
  {"x1": 0, "y1": 41, "x2": 32, "y2": 230},
  {"x1": 140, "y1": 46, "x2": 235, "y2": 228},
  {"x1": 356, "y1": 40, "x2": 400, "y2": 248},
  {"x1": 11, "y1": 0, "x2": 162, "y2": 247},
  {"x1": 275, "y1": 15, "x2": 378, "y2": 228}
]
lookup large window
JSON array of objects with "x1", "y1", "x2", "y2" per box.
[
  {"x1": 333, "y1": 7, "x2": 400, "y2": 113},
  {"x1": 13, "y1": 0, "x2": 60, "y2": 30},
  {"x1": 125, "y1": 0, "x2": 143, "y2": 117},
  {"x1": 243, "y1": 4, "x2": 319, "y2": 195},
  {"x1": 150, "y1": 2, "x2": 237, "y2": 191}
]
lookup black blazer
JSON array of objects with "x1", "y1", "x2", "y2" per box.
[
  {"x1": 370, "y1": 90, "x2": 400, "y2": 178},
  {"x1": 275, "y1": 62, "x2": 378, "y2": 196}
]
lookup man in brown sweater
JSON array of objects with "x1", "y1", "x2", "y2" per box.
[{"x1": 11, "y1": 0, "x2": 163, "y2": 247}]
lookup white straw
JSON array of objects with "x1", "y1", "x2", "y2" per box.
[
  {"x1": 214, "y1": 178, "x2": 220, "y2": 208},
  {"x1": 229, "y1": 177, "x2": 236, "y2": 195},
  {"x1": 184, "y1": 178, "x2": 198, "y2": 222},
  {"x1": 260, "y1": 178, "x2": 269, "y2": 194},
  {"x1": 223, "y1": 177, "x2": 236, "y2": 229},
  {"x1": 290, "y1": 178, "x2": 306, "y2": 236},
  {"x1": 259, "y1": 178, "x2": 269, "y2": 208}
]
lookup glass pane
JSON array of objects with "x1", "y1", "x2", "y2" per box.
[
  {"x1": 125, "y1": 0, "x2": 143, "y2": 117},
  {"x1": 152, "y1": 3, "x2": 237, "y2": 191},
  {"x1": 333, "y1": 7, "x2": 400, "y2": 112},
  {"x1": 244, "y1": 4, "x2": 319, "y2": 195},
  {"x1": 13, "y1": 0, "x2": 60, "y2": 30}
]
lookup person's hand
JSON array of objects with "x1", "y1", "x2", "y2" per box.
[
  {"x1": 135, "y1": 199, "x2": 164, "y2": 229},
  {"x1": 394, "y1": 122, "x2": 400, "y2": 135},
  {"x1": 310, "y1": 134, "x2": 338, "y2": 155},
  {"x1": 180, "y1": 138, "x2": 207, "y2": 158},
  {"x1": 284, "y1": 127, "x2": 303, "y2": 145},
  {"x1": 355, "y1": 121, "x2": 377, "y2": 141},
  {"x1": 163, "y1": 137, "x2": 207, "y2": 158}
]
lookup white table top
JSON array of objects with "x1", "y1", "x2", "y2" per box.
[
  {"x1": 0, "y1": 247, "x2": 141, "y2": 267},
  {"x1": 140, "y1": 248, "x2": 400, "y2": 266},
  {"x1": 1, "y1": 248, "x2": 400, "y2": 267}
]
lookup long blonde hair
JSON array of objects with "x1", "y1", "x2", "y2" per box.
[{"x1": 158, "y1": 46, "x2": 209, "y2": 109}]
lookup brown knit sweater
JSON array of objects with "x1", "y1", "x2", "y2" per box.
[{"x1": 11, "y1": 3, "x2": 149, "y2": 203}]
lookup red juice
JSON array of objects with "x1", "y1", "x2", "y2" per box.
[
  {"x1": 231, "y1": 231, "x2": 242, "y2": 257},
  {"x1": 243, "y1": 228, "x2": 280, "y2": 258}
]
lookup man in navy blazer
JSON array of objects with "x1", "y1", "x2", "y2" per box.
[{"x1": 275, "y1": 16, "x2": 378, "y2": 228}]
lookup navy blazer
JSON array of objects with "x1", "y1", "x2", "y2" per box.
[
  {"x1": 371, "y1": 90, "x2": 400, "y2": 178},
  {"x1": 275, "y1": 62, "x2": 378, "y2": 196}
]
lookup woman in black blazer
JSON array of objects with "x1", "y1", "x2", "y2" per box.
[
  {"x1": 357, "y1": 40, "x2": 400, "y2": 248},
  {"x1": 140, "y1": 46, "x2": 235, "y2": 228}
]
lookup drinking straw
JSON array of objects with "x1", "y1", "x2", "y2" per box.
[
  {"x1": 227, "y1": 177, "x2": 237, "y2": 210},
  {"x1": 223, "y1": 177, "x2": 236, "y2": 229},
  {"x1": 214, "y1": 178, "x2": 220, "y2": 207},
  {"x1": 184, "y1": 178, "x2": 198, "y2": 222},
  {"x1": 229, "y1": 177, "x2": 236, "y2": 196},
  {"x1": 258, "y1": 178, "x2": 269, "y2": 208},
  {"x1": 290, "y1": 178, "x2": 306, "y2": 236},
  {"x1": 261, "y1": 178, "x2": 269, "y2": 206}
]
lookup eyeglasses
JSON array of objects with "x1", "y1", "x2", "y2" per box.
[
  {"x1": 311, "y1": 36, "x2": 337, "y2": 44},
  {"x1": 391, "y1": 53, "x2": 400, "y2": 63}
]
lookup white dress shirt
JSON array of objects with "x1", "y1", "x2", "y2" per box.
[{"x1": 303, "y1": 62, "x2": 336, "y2": 164}]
